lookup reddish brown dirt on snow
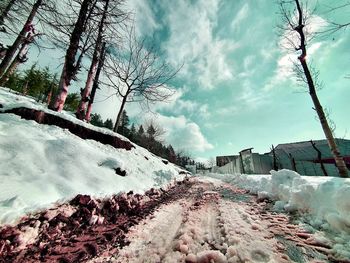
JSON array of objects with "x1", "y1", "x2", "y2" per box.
[
  {"x1": 0, "y1": 179, "x2": 192, "y2": 263},
  {"x1": 3, "y1": 107, "x2": 134, "y2": 151}
]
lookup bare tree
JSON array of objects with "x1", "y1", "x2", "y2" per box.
[
  {"x1": 103, "y1": 28, "x2": 180, "y2": 132},
  {"x1": 50, "y1": 0, "x2": 98, "y2": 111},
  {"x1": 0, "y1": 0, "x2": 29, "y2": 35},
  {"x1": 0, "y1": 0, "x2": 17, "y2": 30},
  {"x1": 0, "y1": 31, "x2": 41, "y2": 86},
  {"x1": 144, "y1": 119, "x2": 166, "y2": 143},
  {"x1": 75, "y1": 0, "x2": 110, "y2": 119},
  {"x1": 0, "y1": 0, "x2": 43, "y2": 78},
  {"x1": 76, "y1": 0, "x2": 127, "y2": 120},
  {"x1": 320, "y1": 1, "x2": 350, "y2": 34},
  {"x1": 279, "y1": 0, "x2": 348, "y2": 177},
  {"x1": 85, "y1": 42, "x2": 107, "y2": 122}
]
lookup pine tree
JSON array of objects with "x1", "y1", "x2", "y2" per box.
[
  {"x1": 147, "y1": 124, "x2": 156, "y2": 138},
  {"x1": 103, "y1": 118, "x2": 113, "y2": 130},
  {"x1": 90, "y1": 113, "x2": 104, "y2": 127},
  {"x1": 136, "y1": 125, "x2": 145, "y2": 146},
  {"x1": 64, "y1": 93, "x2": 80, "y2": 112},
  {"x1": 167, "y1": 145, "x2": 176, "y2": 163},
  {"x1": 117, "y1": 110, "x2": 130, "y2": 136},
  {"x1": 128, "y1": 123, "x2": 136, "y2": 141}
]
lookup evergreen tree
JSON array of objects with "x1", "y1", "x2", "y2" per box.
[
  {"x1": 103, "y1": 118, "x2": 113, "y2": 130},
  {"x1": 90, "y1": 113, "x2": 104, "y2": 127},
  {"x1": 128, "y1": 123, "x2": 136, "y2": 141},
  {"x1": 117, "y1": 110, "x2": 130, "y2": 136},
  {"x1": 63, "y1": 93, "x2": 80, "y2": 112},
  {"x1": 137, "y1": 125, "x2": 144, "y2": 137},
  {"x1": 167, "y1": 145, "x2": 176, "y2": 163},
  {"x1": 136, "y1": 125, "x2": 145, "y2": 145},
  {"x1": 147, "y1": 124, "x2": 156, "y2": 138}
]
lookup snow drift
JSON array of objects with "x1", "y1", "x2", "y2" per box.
[
  {"x1": 0, "y1": 87, "x2": 187, "y2": 225},
  {"x1": 208, "y1": 170, "x2": 350, "y2": 234},
  {"x1": 206, "y1": 170, "x2": 350, "y2": 259}
]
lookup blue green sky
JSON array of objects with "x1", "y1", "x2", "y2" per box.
[{"x1": 28, "y1": 0, "x2": 350, "y2": 161}]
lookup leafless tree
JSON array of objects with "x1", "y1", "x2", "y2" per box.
[
  {"x1": 103, "y1": 27, "x2": 180, "y2": 132},
  {"x1": 319, "y1": 1, "x2": 350, "y2": 34},
  {"x1": 76, "y1": 0, "x2": 128, "y2": 120},
  {"x1": 0, "y1": 0, "x2": 28, "y2": 35},
  {"x1": 85, "y1": 42, "x2": 107, "y2": 122},
  {"x1": 48, "y1": 0, "x2": 98, "y2": 111},
  {"x1": 0, "y1": 0, "x2": 17, "y2": 30},
  {"x1": 0, "y1": 0, "x2": 43, "y2": 78},
  {"x1": 144, "y1": 119, "x2": 166, "y2": 143},
  {"x1": 278, "y1": 0, "x2": 348, "y2": 177},
  {"x1": 0, "y1": 31, "x2": 41, "y2": 86}
]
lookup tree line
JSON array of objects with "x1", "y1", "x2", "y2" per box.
[
  {"x1": 4, "y1": 61, "x2": 200, "y2": 168},
  {"x1": 0, "y1": 0, "x2": 179, "y2": 132},
  {"x1": 1, "y1": 0, "x2": 349, "y2": 176},
  {"x1": 89, "y1": 110, "x2": 206, "y2": 169}
]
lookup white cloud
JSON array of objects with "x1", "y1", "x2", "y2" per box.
[
  {"x1": 231, "y1": 3, "x2": 249, "y2": 31},
  {"x1": 216, "y1": 105, "x2": 239, "y2": 116},
  {"x1": 162, "y1": 0, "x2": 237, "y2": 89},
  {"x1": 126, "y1": 0, "x2": 160, "y2": 37},
  {"x1": 149, "y1": 114, "x2": 213, "y2": 153},
  {"x1": 264, "y1": 14, "x2": 327, "y2": 92},
  {"x1": 152, "y1": 86, "x2": 211, "y2": 119},
  {"x1": 236, "y1": 80, "x2": 268, "y2": 108}
]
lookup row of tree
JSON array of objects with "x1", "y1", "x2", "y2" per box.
[
  {"x1": 277, "y1": 0, "x2": 349, "y2": 177},
  {"x1": 0, "y1": 0, "x2": 179, "y2": 132},
  {"x1": 89, "y1": 110, "x2": 207, "y2": 168},
  {"x1": 5, "y1": 64, "x2": 81, "y2": 111},
  {"x1": 1, "y1": 0, "x2": 349, "y2": 176},
  {"x1": 3, "y1": 61, "x2": 199, "y2": 168}
]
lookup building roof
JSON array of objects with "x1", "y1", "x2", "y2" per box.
[{"x1": 274, "y1": 138, "x2": 350, "y2": 163}]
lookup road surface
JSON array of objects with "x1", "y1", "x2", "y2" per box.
[
  {"x1": 92, "y1": 178, "x2": 330, "y2": 263},
  {"x1": 0, "y1": 177, "x2": 336, "y2": 263}
]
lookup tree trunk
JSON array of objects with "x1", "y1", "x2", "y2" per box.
[
  {"x1": 289, "y1": 153, "x2": 297, "y2": 172},
  {"x1": 85, "y1": 42, "x2": 106, "y2": 122},
  {"x1": 239, "y1": 152, "x2": 245, "y2": 174},
  {"x1": 272, "y1": 145, "x2": 278, "y2": 171},
  {"x1": 294, "y1": 0, "x2": 348, "y2": 178},
  {"x1": 52, "y1": 0, "x2": 93, "y2": 112},
  {"x1": 302, "y1": 60, "x2": 348, "y2": 177},
  {"x1": 114, "y1": 96, "x2": 127, "y2": 132},
  {"x1": 0, "y1": 32, "x2": 33, "y2": 86},
  {"x1": 310, "y1": 140, "x2": 328, "y2": 177},
  {"x1": 0, "y1": 0, "x2": 16, "y2": 26},
  {"x1": 76, "y1": 0, "x2": 109, "y2": 119},
  {"x1": 0, "y1": 0, "x2": 42, "y2": 77}
]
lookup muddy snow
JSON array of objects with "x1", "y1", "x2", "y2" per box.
[{"x1": 89, "y1": 178, "x2": 339, "y2": 263}]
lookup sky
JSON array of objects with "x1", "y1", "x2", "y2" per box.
[{"x1": 23, "y1": 0, "x2": 350, "y2": 161}]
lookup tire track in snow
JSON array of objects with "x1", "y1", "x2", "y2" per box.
[{"x1": 90, "y1": 179, "x2": 332, "y2": 263}]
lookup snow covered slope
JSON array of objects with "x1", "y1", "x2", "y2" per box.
[{"x1": 0, "y1": 88, "x2": 187, "y2": 225}]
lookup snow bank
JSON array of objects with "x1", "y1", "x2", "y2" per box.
[
  {"x1": 0, "y1": 88, "x2": 186, "y2": 225},
  {"x1": 0, "y1": 87, "x2": 131, "y2": 142},
  {"x1": 208, "y1": 170, "x2": 350, "y2": 235},
  {"x1": 206, "y1": 170, "x2": 350, "y2": 259}
]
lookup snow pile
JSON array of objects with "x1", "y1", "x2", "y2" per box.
[
  {"x1": 208, "y1": 170, "x2": 350, "y2": 234},
  {"x1": 206, "y1": 170, "x2": 350, "y2": 259},
  {"x1": 0, "y1": 88, "x2": 187, "y2": 225},
  {"x1": 0, "y1": 87, "x2": 131, "y2": 141}
]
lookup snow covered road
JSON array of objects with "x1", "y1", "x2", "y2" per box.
[{"x1": 91, "y1": 178, "x2": 333, "y2": 263}]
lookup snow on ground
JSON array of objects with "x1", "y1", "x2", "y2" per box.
[
  {"x1": 98, "y1": 180, "x2": 289, "y2": 263},
  {"x1": 0, "y1": 87, "x2": 132, "y2": 141},
  {"x1": 95, "y1": 179, "x2": 330, "y2": 262},
  {"x1": 0, "y1": 88, "x2": 186, "y2": 225},
  {"x1": 205, "y1": 170, "x2": 350, "y2": 259}
]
